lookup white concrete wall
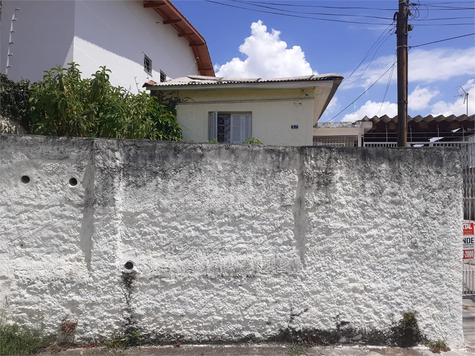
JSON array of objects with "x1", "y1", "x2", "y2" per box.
[
  {"x1": 1, "y1": 1, "x2": 200, "y2": 92},
  {"x1": 0, "y1": 135, "x2": 464, "y2": 348},
  {"x1": 175, "y1": 88, "x2": 316, "y2": 146}
]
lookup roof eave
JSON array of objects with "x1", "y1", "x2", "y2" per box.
[
  {"x1": 144, "y1": 74, "x2": 344, "y2": 91},
  {"x1": 144, "y1": 0, "x2": 215, "y2": 76}
]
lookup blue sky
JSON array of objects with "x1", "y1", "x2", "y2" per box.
[{"x1": 174, "y1": 0, "x2": 475, "y2": 122}]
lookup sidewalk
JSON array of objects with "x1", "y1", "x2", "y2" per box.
[{"x1": 38, "y1": 298, "x2": 475, "y2": 356}]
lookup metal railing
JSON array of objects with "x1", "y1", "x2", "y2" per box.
[{"x1": 464, "y1": 262, "x2": 475, "y2": 295}]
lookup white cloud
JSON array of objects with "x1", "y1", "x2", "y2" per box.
[
  {"x1": 341, "y1": 100, "x2": 397, "y2": 122},
  {"x1": 408, "y1": 85, "x2": 440, "y2": 110},
  {"x1": 409, "y1": 48, "x2": 475, "y2": 84},
  {"x1": 430, "y1": 79, "x2": 475, "y2": 116},
  {"x1": 341, "y1": 54, "x2": 396, "y2": 90},
  {"x1": 341, "y1": 47, "x2": 475, "y2": 90},
  {"x1": 325, "y1": 96, "x2": 338, "y2": 114},
  {"x1": 215, "y1": 21, "x2": 316, "y2": 78}
]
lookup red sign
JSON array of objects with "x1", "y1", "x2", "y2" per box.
[
  {"x1": 464, "y1": 223, "x2": 475, "y2": 259},
  {"x1": 464, "y1": 223, "x2": 474, "y2": 235}
]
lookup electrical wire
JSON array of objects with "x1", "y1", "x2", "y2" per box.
[
  {"x1": 231, "y1": 0, "x2": 393, "y2": 20},
  {"x1": 377, "y1": 52, "x2": 397, "y2": 117},
  {"x1": 410, "y1": 33, "x2": 475, "y2": 48},
  {"x1": 328, "y1": 61, "x2": 398, "y2": 122},
  {"x1": 204, "y1": 0, "x2": 394, "y2": 25},
  {"x1": 237, "y1": 1, "x2": 395, "y2": 11},
  {"x1": 341, "y1": 23, "x2": 395, "y2": 89}
]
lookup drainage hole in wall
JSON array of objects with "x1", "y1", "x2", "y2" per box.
[
  {"x1": 69, "y1": 178, "x2": 78, "y2": 186},
  {"x1": 124, "y1": 261, "x2": 134, "y2": 270},
  {"x1": 20, "y1": 243, "x2": 24, "y2": 248},
  {"x1": 21, "y1": 176, "x2": 30, "y2": 184}
]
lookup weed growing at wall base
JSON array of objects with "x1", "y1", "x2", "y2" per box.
[{"x1": 0, "y1": 323, "x2": 52, "y2": 355}]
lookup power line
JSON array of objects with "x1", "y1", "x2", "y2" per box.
[
  {"x1": 238, "y1": 1, "x2": 395, "y2": 11},
  {"x1": 410, "y1": 32, "x2": 475, "y2": 48},
  {"x1": 204, "y1": 0, "x2": 393, "y2": 25},
  {"x1": 377, "y1": 52, "x2": 397, "y2": 117},
  {"x1": 342, "y1": 23, "x2": 395, "y2": 89},
  {"x1": 231, "y1": 0, "x2": 393, "y2": 20},
  {"x1": 327, "y1": 61, "x2": 398, "y2": 122},
  {"x1": 412, "y1": 22, "x2": 475, "y2": 26}
]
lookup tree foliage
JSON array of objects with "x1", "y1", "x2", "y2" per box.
[
  {"x1": 0, "y1": 73, "x2": 31, "y2": 131},
  {"x1": 28, "y1": 63, "x2": 182, "y2": 141}
]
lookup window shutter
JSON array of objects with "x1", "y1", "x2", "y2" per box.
[
  {"x1": 208, "y1": 111, "x2": 217, "y2": 141},
  {"x1": 231, "y1": 114, "x2": 243, "y2": 144}
]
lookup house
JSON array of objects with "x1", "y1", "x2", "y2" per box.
[
  {"x1": 144, "y1": 74, "x2": 343, "y2": 146},
  {"x1": 313, "y1": 114, "x2": 475, "y2": 147},
  {"x1": 361, "y1": 114, "x2": 475, "y2": 146},
  {"x1": 0, "y1": 0, "x2": 214, "y2": 93},
  {"x1": 313, "y1": 121, "x2": 372, "y2": 147}
]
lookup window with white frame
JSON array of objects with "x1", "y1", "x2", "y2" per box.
[{"x1": 208, "y1": 111, "x2": 252, "y2": 144}]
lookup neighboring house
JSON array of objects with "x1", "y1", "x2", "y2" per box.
[
  {"x1": 1, "y1": 0, "x2": 214, "y2": 93},
  {"x1": 313, "y1": 114, "x2": 475, "y2": 147},
  {"x1": 313, "y1": 121, "x2": 372, "y2": 147},
  {"x1": 361, "y1": 114, "x2": 475, "y2": 146},
  {"x1": 145, "y1": 74, "x2": 343, "y2": 146}
]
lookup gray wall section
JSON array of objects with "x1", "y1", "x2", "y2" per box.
[{"x1": 0, "y1": 135, "x2": 464, "y2": 347}]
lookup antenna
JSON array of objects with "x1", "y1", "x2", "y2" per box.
[
  {"x1": 456, "y1": 86, "x2": 469, "y2": 116},
  {"x1": 6, "y1": 8, "x2": 20, "y2": 76}
]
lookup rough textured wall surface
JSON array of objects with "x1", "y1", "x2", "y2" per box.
[{"x1": 0, "y1": 135, "x2": 463, "y2": 347}]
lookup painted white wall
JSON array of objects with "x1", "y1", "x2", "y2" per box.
[
  {"x1": 173, "y1": 87, "x2": 319, "y2": 146},
  {"x1": 73, "y1": 0, "x2": 200, "y2": 93},
  {"x1": 1, "y1": 1, "x2": 200, "y2": 92},
  {"x1": 0, "y1": 135, "x2": 464, "y2": 348},
  {"x1": 1, "y1": 0, "x2": 75, "y2": 82}
]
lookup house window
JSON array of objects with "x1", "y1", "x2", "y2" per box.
[
  {"x1": 160, "y1": 70, "x2": 166, "y2": 82},
  {"x1": 208, "y1": 112, "x2": 252, "y2": 144},
  {"x1": 144, "y1": 54, "x2": 152, "y2": 75}
]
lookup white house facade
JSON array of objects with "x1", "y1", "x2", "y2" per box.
[
  {"x1": 145, "y1": 74, "x2": 343, "y2": 146},
  {"x1": 1, "y1": 0, "x2": 214, "y2": 92}
]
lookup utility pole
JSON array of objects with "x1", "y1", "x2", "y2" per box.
[{"x1": 396, "y1": 0, "x2": 409, "y2": 147}]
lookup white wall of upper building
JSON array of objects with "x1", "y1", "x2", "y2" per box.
[
  {"x1": 1, "y1": 0, "x2": 200, "y2": 93},
  {"x1": 1, "y1": 0, "x2": 76, "y2": 82},
  {"x1": 72, "y1": 0, "x2": 200, "y2": 93}
]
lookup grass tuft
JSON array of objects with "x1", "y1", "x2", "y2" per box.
[{"x1": 0, "y1": 323, "x2": 52, "y2": 355}]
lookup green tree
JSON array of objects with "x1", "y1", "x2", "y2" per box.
[
  {"x1": 29, "y1": 63, "x2": 182, "y2": 140},
  {"x1": 0, "y1": 73, "x2": 31, "y2": 131}
]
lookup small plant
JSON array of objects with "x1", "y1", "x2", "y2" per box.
[
  {"x1": 243, "y1": 137, "x2": 263, "y2": 145},
  {"x1": 58, "y1": 320, "x2": 77, "y2": 345},
  {"x1": 206, "y1": 138, "x2": 219, "y2": 143},
  {"x1": 123, "y1": 328, "x2": 142, "y2": 347},
  {"x1": 428, "y1": 339, "x2": 450, "y2": 353},
  {"x1": 59, "y1": 321, "x2": 77, "y2": 336},
  {"x1": 0, "y1": 322, "x2": 52, "y2": 355},
  {"x1": 287, "y1": 343, "x2": 308, "y2": 355},
  {"x1": 391, "y1": 312, "x2": 424, "y2": 347},
  {"x1": 106, "y1": 328, "x2": 142, "y2": 349}
]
